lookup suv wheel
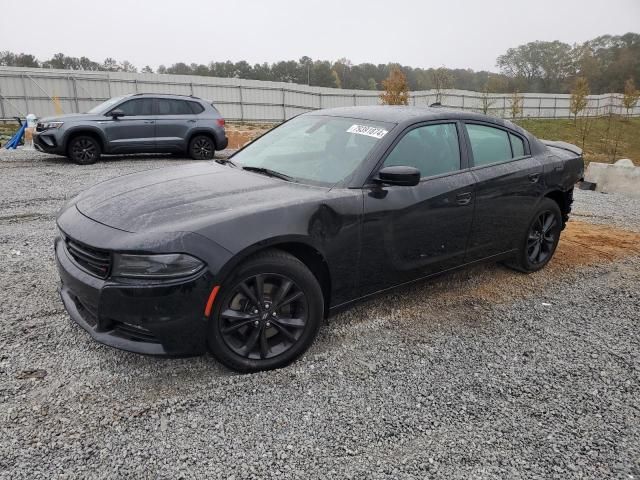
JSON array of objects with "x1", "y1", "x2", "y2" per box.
[
  {"x1": 68, "y1": 136, "x2": 101, "y2": 165},
  {"x1": 189, "y1": 135, "x2": 215, "y2": 160}
]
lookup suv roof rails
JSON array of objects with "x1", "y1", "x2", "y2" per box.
[{"x1": 132, "y1": 92, "x2": 201, "y2": 100}]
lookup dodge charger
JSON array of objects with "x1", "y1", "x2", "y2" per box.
[{"x1": 55, "y1": 106, "x2": 584, "y2": 372}]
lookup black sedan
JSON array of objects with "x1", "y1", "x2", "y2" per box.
[{"x1": 55, "y1": 106, "x2": 584, "y2": 372}]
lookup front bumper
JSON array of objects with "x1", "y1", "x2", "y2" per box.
[
  {"x1": 33, "y1": 130, "x2": 64, "y2": 154},
  {"x1": 55, "y1": 236, "x2": 212, "y2": 356}
]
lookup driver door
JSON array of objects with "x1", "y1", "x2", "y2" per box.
[
  {"x1": 358, "y1": 122, "x2": 476, "y2": 297},
  {"x1": 102, "y1": 98, "x2": 156, "y2": 153}
]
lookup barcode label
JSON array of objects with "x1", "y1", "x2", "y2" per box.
[{"x1": 346, "y1": 124, "x2": 388, "y2": 139}]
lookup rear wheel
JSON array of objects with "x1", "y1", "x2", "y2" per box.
[
  {"x1": 208, "y1": 250, "x2": 323, "y2": 372},
  {"x1": 189, "y1": 135, "x2": 215, "y2": 160},
  {"x1": 505, "y1": 198, "x2": 562, "y2": 273},
  {"x1": 68, "y1": 136, "x2": 101, "y2": 165}
]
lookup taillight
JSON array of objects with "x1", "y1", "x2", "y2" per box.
[{"x1": 216, "y1": 118, "x2": 225, "y2": 127}]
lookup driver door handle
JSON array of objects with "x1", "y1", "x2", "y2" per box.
[
  {"x1": 528, "y1": 173, "x2": 540, "y2": 183},
  {"x1": 456, "y1": 192, "x2": 472, "y2": 205},
  {"x1": 144, "y1": 120, "x2": 155, "y2": 124}
]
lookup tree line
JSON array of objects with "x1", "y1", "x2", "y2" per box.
[{"x1": 0, "y1": 32, "x2": 637, "y2": 94}]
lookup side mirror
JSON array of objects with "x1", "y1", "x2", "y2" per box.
[
  {"x1": 375, "y1": 166, "x2": 421, "y2": 187},
  {"x1": 110, "y1": 109, "x2": 125, "y2": 119}
]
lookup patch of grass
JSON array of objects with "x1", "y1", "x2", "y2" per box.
[{"x1": 517, "y1": 117, "x2": 640, "y2": 166}]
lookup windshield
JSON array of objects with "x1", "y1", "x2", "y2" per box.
[
  {"x1": 86, "y1": 96, "x2": 125, "y2": 114},
  {"x1": 231, "y1": 115, "x2": 393, "y2": 186}
]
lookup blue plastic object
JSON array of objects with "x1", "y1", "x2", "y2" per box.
[{"x1": 4, "y1": 122, "x2": 26, "y2": 149}]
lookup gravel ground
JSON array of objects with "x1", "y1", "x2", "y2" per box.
[{"x1": 0, "y1": 149, "x2": 639, "y2": 479}]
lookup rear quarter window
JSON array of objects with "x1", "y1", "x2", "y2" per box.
[{"x1": 188, "y1": 101, "x2": 205, "y2": 114}]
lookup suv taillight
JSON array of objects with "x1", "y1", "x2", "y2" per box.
[{"x1": 216, "y1": 119, "x2": 225, "y2": 127}]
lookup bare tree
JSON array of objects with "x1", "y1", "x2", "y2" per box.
[
  {"x1": 432, "y1": 67, "x2": 453, "y2": 104},
  {"x1": 509, "y1": 90, "x2": 523, "y2": 119},
  {"x1": 622, "y1": 78, "x2": 640, "y2": 117},
  {"x1": 569, "y1": 77, "x2": 590, "y2": 123}
]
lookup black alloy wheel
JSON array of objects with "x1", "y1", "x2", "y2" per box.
[
  {"x1": 220, "y1": 273, "x2": 308, "y2": 360},
  {"x1": 69, "y1": 136, "x2": 100, "y2": 165},
  {"x1": 189, "y1": 135, "x2": 214, "y2": 160},
  {"x1": 505, "y1": 197, "x2": 562, "y2": 273},
  {"x1": 527, "y1": 211, "x2": 557, "y2": 265},
  {"x1": 208, "y1": 250, "x2": 323, "y2": 372}
]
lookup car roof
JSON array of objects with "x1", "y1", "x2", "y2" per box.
[
  {"x1": 305, "y1": 105, "x2": 520, "y2": 130},
  {"x1": 128, "y1": 93, "x2": 204, "y2": 101}
]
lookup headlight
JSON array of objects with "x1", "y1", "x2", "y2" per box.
[
  {"x1": 112, "y1": 253, "x2": 204, "y2": 279},
  {"x1": 41, "y1": 121, "x2": 64, "y2": 130}
]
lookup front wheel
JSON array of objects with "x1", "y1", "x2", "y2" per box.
[
  {"x1": 189, "y1": 135, "x2": 215, "y2": 160},
  {"x1": 68, "y1": 136, "x2": 101, "y2": 165},
  {"x1": 505, "y1": 198, "x2": 562, "y2": 273},
  {"x1": 208, "y1": 250, "x2": 324, "y2": 372}
]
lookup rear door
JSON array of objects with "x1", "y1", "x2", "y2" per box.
[
  {"x1": 359, "y1": 121, "x2": 476, "y2": 296},
  {"x1": 463, "y1": 122, "x2": 543, "y2": 261},
  {"x1": 154, "y1": 98, "x2": 196, "y2": 151},
  {"x1": 102, "y1": 98, "x2": 155, "y2": 152}
]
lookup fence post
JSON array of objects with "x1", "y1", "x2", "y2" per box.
[
  {"x1": 282, "y1": 88, "x2": 286, "y2": 122},
  {"x1": 189, "y1": 82, "x2": 194, "y2": 96},
  {"x1": 238, "y1": 85, "x2": 244, "y2": 122},
  {"x1": 21, "y1": 74, "x2": 29, "y2": 114},
  {"x1": 71, "y1": 76, "x2": 80, "y2": 113},
  {"x1": 0, "y1": 80, "x2": 5, "y2": 119},
  {"x1": 502, "y1": 96, "x2": 506, "y2": 118},
  {"x1": 107, "y1": 74, "x2": 112, "y2": 98}
]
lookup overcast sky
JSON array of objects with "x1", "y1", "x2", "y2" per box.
[{"x1": 1, "y1": 0, "x2": 638, "y2": 72}]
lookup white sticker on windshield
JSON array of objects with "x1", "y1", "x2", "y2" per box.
[{"x1": 346, "y1": 124, "x2": 388, "y2": 139}]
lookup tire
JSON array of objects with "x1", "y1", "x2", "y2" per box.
[
  {"x1": 208, "y1": 249, "x2": 324, "y2": 372},
  {"x1": 67, "y1": 136, "x2": 101, "y2": 165},
  {"x1": 505, "y1": 198, "x2": 562, "y2": 273},
  {"x1": 189, "y1": 135, "x2": 215, "y2": 160}
]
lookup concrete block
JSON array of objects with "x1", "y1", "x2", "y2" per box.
[{"x1": 584, "y1": 159, "x2": 640, "y2": 197}]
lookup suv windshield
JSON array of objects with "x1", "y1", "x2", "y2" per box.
[
  {"x1": 231, "y1": 115, "x2": 393, "y2": 186},
  {"x1": 86, "y1": 96, "x2": 126, "y2": 114}
]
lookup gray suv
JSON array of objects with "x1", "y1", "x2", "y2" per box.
[{"x1": 34, "y1": 93, "x2": 228, "y2": 164}]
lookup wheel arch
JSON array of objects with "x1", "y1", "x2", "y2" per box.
[
  {"x1": 63, "y1": 128, "x2": 106, "y2": 152},
  {"x1": 187, "y1": 129, "x2": 218, "y2": 150},
  {"x1": 215, "y1": 237, "x2": 332, "y2": 317},
  {"x1": 543, "y1": 188, "x2": 574, "y2": 228}
]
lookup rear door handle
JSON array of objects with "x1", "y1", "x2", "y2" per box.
[
  {"x1": 187, "y1": 119, "x2": 197, "y2": 123},
  {"x1": 144, "y1": 120, "x2": 155, "y2": 124},
  {"x1": 528, "y1": 173, "x2": 540, "y2": 183},
  {"x1": 456, "y1": 192, "x2": 472, "y2": 205}
]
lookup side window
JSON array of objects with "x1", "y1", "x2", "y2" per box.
[
  {"x1": 157, "y1": 99, "x2": 193, "y2": 115},
  {"x1": 466, "y1": 124, "x2": 512, "y2": 166},
  {"x1": 383, "y1": 123, "x2": 460, "y2": 178},
  {"x1": 188, "y1": 101, "x2": 205, "y2": 114},
  {"x1": 510, "y1": 133, "x2": 525, "y2": 157},
  {"x1": 115, "y1": 99, "x2": 153, "y2": 116}
]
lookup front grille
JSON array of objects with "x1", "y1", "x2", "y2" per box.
[
  {"x1": 65, "y1": 236, "x2": 112, "y2": 278},
  {"x1": 111, "y1": 320, "x2": 159, "y2": 343}
]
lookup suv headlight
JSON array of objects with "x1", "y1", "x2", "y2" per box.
[
  {"x1": 112, "y1": 253, "x2": 204, "y2": 279},
  {"x1": 41, "y1": 121, "x2": 64, "y2": 130}
]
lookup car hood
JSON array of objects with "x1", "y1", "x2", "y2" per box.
[{"x1": 74, "y1": 162, "x2": 329, "y2": 233}]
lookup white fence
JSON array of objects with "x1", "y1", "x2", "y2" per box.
[{"x1": 0, "y1": 66, "x2": 637, "y2": 122}]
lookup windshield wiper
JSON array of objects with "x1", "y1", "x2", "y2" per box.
[
  {"x1": 242, "y1": 166, "x2": 293, "y2": 181},
  {"x1": 215, "y1": 158, "x2": 239, "y2": 168}
]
